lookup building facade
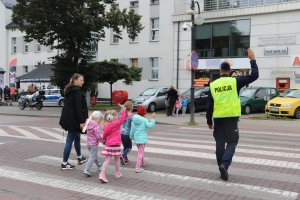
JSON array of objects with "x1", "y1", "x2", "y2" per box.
[{"x1": 1, "y1": 0, "x2": 300, "y2": 97}]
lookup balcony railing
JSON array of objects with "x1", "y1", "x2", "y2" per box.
[{"x1": 204, "y1": 0, "x2": 298, "y2": 11}]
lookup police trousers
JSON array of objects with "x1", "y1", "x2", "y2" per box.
[{"x1": 213, "y1": 117, "x2": 239, "y2": 170}]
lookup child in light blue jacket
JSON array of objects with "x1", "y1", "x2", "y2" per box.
[{"x1": 130, "y1": 105, "x2": 155, "y2": 173}]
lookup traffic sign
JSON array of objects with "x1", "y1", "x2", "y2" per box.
[{"x1": 191, "y1": 51, "x2": 198, "y2": 70}]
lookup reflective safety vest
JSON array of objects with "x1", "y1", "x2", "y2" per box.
[{"x1": 210, "y1": 77, "x2": 241, "y2": 118}]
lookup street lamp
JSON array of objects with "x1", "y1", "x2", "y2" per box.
[{"x1": 187, "y1": 0, "x2": 203, "y2": 124}]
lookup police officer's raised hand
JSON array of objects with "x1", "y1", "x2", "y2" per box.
[
  {"x1": 208, "y1": 124, "x2": 213, "y2": 130},
  {"x1": 247, "y1": 48, "x2": 255, "y2": 60}
]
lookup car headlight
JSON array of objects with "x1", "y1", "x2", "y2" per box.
[
  {"x1": 281, "y1": 103, "x2": 292, "y2": 108},
  {"x1": 267, "y1": 102, "x2": 271, "y2": 106}
]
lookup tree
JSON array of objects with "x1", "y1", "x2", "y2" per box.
[
  {"x1": 92, "y1": 61, "x2": 142, "y2": 105},
  {"x1": 12, "y1": 0, "x2": 143, "y2": 90}
]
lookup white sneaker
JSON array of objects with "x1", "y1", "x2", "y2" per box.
[{"x1": 135, "y1": 168, "x2": 144, "y2": 173}]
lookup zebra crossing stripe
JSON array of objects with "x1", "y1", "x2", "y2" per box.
[
  {"x1": 144, "y1": 147, "x2": 300, "y2": 170},
  {"x1": 179, "y1": 127, "x2": 300, "y2": 137},
  {"x1": 27, "y1": 156, "x2": 299, "y2": 200},
  {"x1": 0, "y1": 129, "x2": 10, "y2": 136},
  {"x1": 149, "y1": 135, "x2": 300, "y2": 152},
  {"x1": 31, "y1": 127, "x2": 64, "y2": 141},
  {"x1": 0, "y1": 166, "x2": 182, "y2": 200},
  {"x1": 7, "y1": 126, "x2": 40, "y2": 139},
  {"x1": 149, "y1": 140, "x2": 300, "y2": 159}
]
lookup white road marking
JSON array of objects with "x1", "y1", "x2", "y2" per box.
[
  {"x1": 7, "y1": 126, "x2": 40, "y2": 139},
  {"x1": 149, "y1": 135, "x2": 300, "y2": 152},
  {"x1": 0, "y1": 166, "x2": 182, "y2": 200},
  {"x1": 144, "y1": 147, "x2": 300, "y2": 170},
  {"x1": 179, "y1": 127, "x2": 300, "y2": 137},
  {"x1": 31, "y1": 127, "x2": 64, "y2": 140},
  {"x1": 149, "y1": 140, "x2": 300, "y2": 159},
  {"x1": 0, "y1": 129, "x2": 10, "y2": 136},
  {"x1": 28, "y1": 156, "x2": 299, "y2": 200}
]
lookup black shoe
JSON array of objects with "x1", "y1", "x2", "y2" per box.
[
  {"x1": 77, "y1": 156, "x2": 87, "y2": 164},
  {"x1": 219, "y1": 165, "x2": 228, "y2": 181},
  {"x1": 120, "y1": 155, "x2": 126, "y2": 165},
  {"x1": 61, "y1": 163, "x2": 75, "y2": 170}
]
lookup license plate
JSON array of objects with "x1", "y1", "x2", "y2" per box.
[{"x1": 270, "y1": 108, "x2": 279, "y2": 112}]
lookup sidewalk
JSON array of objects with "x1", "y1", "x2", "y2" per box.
[{"x1": 0, "y1": 103, "x2": 207, "y2": 126}]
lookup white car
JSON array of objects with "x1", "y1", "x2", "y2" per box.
[{"x1": 43, "y1": 89, "x2": 64, "y2": 107}]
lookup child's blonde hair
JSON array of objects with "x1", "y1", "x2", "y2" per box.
[
  {"x1": 123, "y1": 101, "x2": 133, "y2": 111},
  {"x1": 104, "y1": 110, "x2": 117, "y2": 123}
]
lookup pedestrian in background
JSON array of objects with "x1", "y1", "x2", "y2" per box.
[
  {"x1": 174, "y1": 93, "x2": 182, "y2": 117},
  {"x1": 166, "y1": 85, "x2": 178, "y2": 117},
  {"x1": 206, "y1": 49, "x2": 258, "y2": 181},
  {"x1": 181, "y1": 95, "x2": 188, "y2": 116},
  {"x1": 59, "y1": 73, "x2": 88, "y2": 170},
  {"x1": 0, "y1": 86, "x2": 3, "y2": 101},
  {"x1": 99, "y1": 109, "x2": 128, "y2": 183},
  {"x1": 130, "y1": 105, "x2": 156, "y2": 173},
  {"x1": 82, "y1": 111, "x2": 104, "y2": 177},
  {"x1": 120, "y1": 101, "x2": 134, "y2": 165}
]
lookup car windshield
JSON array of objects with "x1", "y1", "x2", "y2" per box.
[
  {"x1": 182, "y1": 88, "x2": 203, "y2": 97},
  {"x1": 240, "y1": 88, "x2": 257, "y2": 97},
  {"x1": 280, "y1": 89, "x2": 300, "y2": 98},
  {"x1": 140, "y1": 88, "x2": 158, "y2": 96}
]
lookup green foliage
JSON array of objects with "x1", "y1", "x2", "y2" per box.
[
  {"x1": 12, "y1": 0, "x2": 143, "y2": 89},
  {"x1": 93, "y1": 61, "x2": 142, "y2": 85}
]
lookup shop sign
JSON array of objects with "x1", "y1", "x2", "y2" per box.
[
  {"x1": 264, "y1": 47, "x2": 288, "y2": 56},
  {"x1": 270, "y1": 71, "x2": 295, "y2": 77},
  {"x1": 258, "y1": 35, "x2": 296, "y2": 46},
  {"x1": 292, "y1": 55, "x2": 300, "y2": 66},
  {"x1": 198, "y1": 58, "x2": 250, "y2": 70}
]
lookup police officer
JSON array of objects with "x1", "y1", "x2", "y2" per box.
[{"x1": 206, "y1": 49, "x2": 258, "y2": 181}]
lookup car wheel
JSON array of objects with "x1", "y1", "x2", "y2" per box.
[
  {"x1": 148, "y1": 103, "x2": 156, "y2": 112},
  {"x1": 59, "y1": 99, "x2": 64, "y2": 107},
  {"x1": 243, "y1": 105, "x2": 251, "y2": 115},
  {"x1": 294, "y1": 107, "x2": 300, "y2": 119}
]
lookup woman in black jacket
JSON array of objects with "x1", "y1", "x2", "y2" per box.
[
  {"x1": 166, "y1": 85, "x2": 178, "y2": 116},
  {"x1": 59, "y1": 73, "x2": 88, "y2": 170}
]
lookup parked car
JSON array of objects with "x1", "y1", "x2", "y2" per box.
[
  {"x1": 181, "y1": 87, "x2": 209, "y2": 112},
  {"x1": 132, "y1": 86, "x2": 169, "y2": 112},
  {"x1": 43, "y1": 89, "x2": 64, "y2": 107},
  {"x1": 240, "y1": 86, "x2": 279, "y2": 114},
  {"x1": 265, "y1": 87, "x2": 300, "y2": 119}
]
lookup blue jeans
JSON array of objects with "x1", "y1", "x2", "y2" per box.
[
  {"x1": 63, "y1": 130, "x2": 81, "y2": 163},
  {"x1": 84, "y1": 145, "x2": 101, "y2": 172},
  {"x1": 213, "y1": 117, "x2": 239, "y2": 169}
]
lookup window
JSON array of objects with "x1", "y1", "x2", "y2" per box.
[
  {"x1": 150, "y1": 57, "x2": 159, "y2": 80},
  {"x1": 23, "y1": 38, "x2": 29, "y2": 53},
  {"x1": 150, "y1": 0, "x2": 159, "y2": 5},
  {"x1": 11, "y1": 37, "x2": 17, "y2": 53},
  {"x1": 36, "y1": 42, "x2": 41, "y2": 52},
  {"x1": 130, "y1": 1, "x2": 139, "y2": 7},
  {"x1": 195, "y1": 19, "x2": 250, "y2": 58},
  {"x1": 150, "y1": 18, "x2": 159, "y2": 41},
  {"x1": 23, "y1": 66, "x2": 28, "y2": 74},
  {"x1": 111, "y1": 59, "x2": 118, "y2": 63},
  {"x1": 111, "y1": 33, "x2": 119, "y2": 44},
  {"x1": 131, "y1": 58, "x2": 139, "y2": 67}
]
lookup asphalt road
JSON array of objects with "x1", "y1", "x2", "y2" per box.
[{"x1": 0, "y1": 115, "x2": 300, "y2": 200}]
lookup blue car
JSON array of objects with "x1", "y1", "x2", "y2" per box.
[{"x1": 43, "y1": 89, "x2": 64, "y2": 107}]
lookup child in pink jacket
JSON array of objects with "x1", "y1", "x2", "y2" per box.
[{"x1": 99, "y1": 109, "x2": 127, "y2": 183}]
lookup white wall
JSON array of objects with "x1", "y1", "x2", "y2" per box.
[
  {"x1": 0, "y1": 1, "x2": 7, "y2": 87},
  {"x1": 97, "y1": 0, "x2": 175, "y2": 99}
]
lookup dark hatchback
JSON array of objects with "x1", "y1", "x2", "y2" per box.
[{"x1": 181, "y1": 87, "x2": 210, "y2": 112}]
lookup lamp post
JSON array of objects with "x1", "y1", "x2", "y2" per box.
[{"x1": 188, "y1": 0, "x2": 202, "y2": 124}]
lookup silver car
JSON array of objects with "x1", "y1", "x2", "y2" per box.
[
  {"x1": 132, "y1": 87, "x2": 169, "y2": 112},
  {"x1": 43, "y1": 89, "x2": 64, "y2": 107}
]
